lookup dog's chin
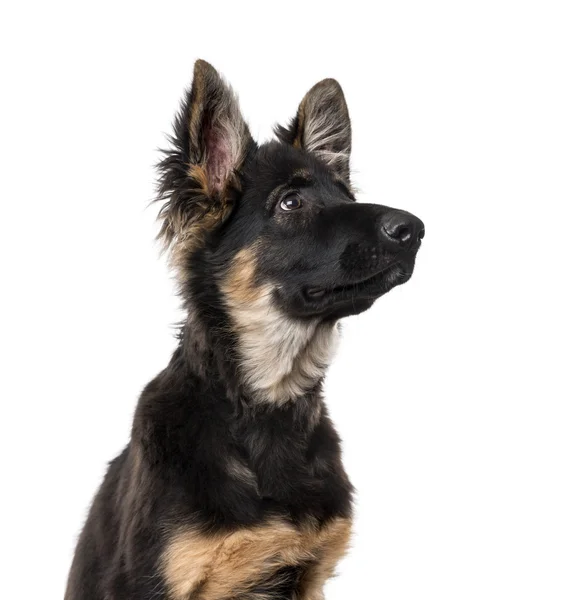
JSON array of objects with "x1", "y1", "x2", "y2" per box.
[{"x1": 280, "y1": 262, "x2": 414, "y2": 320}]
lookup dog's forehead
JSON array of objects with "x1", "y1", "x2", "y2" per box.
[{"x1": 247, "y1": 141, "x2": 337, "y2": 191}]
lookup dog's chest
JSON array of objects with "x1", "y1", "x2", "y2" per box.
[
  {"x1": 230, "y1": 402, "x2": 347, "y2": 516},
  {"x1": 157, "y1": 397, "x2": 355, "y2": 598},
  {"x1": 162, "y1": 516, "x2": 352, "y2": 600}
]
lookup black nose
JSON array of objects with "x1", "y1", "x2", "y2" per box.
[{"x1": 381, "y1": 210, "x2": 425, "y2": 250}]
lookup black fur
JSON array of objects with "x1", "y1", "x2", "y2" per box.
[{"x1": 66, "y1": 60, "x2": 424, "y2": 600}]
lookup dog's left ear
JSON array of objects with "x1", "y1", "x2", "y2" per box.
[{"x1": 275, "y1": 79, "x2": 352, "y2": 183}]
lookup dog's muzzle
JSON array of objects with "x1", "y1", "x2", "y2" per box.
[{"x1": 278, "y1": 202, "x2": 425, "y2": 319}]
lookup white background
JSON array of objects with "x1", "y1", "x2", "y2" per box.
[{"x1": 1, "y1": 1, "x2": 583, "y2": 598}]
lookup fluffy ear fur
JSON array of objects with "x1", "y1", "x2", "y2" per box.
[
  {"x1": 275, "y1": 79, "x2": 352, "y2": 183},
  {"x1": 156, "y1": 60, "x2": 253, "y2": 271}
]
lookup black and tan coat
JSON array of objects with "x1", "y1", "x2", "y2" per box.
[{"x1": 65, "y1": 60, "x2": 424, "y2": 600}]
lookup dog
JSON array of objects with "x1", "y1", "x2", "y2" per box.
[{"x1": 65, "y1": 59, "x2": 424, "y2": 600}]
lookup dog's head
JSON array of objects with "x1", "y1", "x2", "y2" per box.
[
  {"x1": 157, "y1": 60, "x2": 424, "y2": 401},
  {"x1": 158, "y1": 60, "x2": 424, "y2": 319}
]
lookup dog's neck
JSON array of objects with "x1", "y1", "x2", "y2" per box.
[
  {"x1": 227, "y1": 302, "x2": 339, "y2": 405},
  {"x1": 181, "y1": 303, "x2": 339, "y2": 406}
]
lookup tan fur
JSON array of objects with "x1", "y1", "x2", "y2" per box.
[
  {"x1": 221, "y1": 246, "x2": 264, "y2": 304},
  {"x1": 297, "y1": 519, "x2": 352, "y2": 600},
  {"x1": 162, "y1": 517, "x2": 352, "y2": 600},
  {"x1": 186, "y1": 164, "x2": 211, "y2": 195},
  {"x1": 158, "y1": 162, "x2": 236, "y2": 278},
  {"x1": 221, "y1": 247, "x2": 339, "y2": 405}
]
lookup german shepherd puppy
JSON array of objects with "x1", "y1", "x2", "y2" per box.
[{"x1": 66, "y1": 60, "x2": 424, "y2": 600}]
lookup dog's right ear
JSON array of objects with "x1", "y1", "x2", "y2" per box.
[{"x1": 156, "y1": 60, "x2": 253, "y2": 271}]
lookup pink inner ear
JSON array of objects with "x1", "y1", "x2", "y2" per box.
[{"x1": 205, "y1": 126, "x2": 232, "y2": 194}]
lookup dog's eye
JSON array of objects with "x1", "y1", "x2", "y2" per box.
[{"x1": 280, "y1": 194, "x2": 302, "y2": 211}]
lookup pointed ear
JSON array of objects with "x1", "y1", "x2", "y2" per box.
[
  {"x1": 187, "y1": 60, "x2": 251, "y2": 193},
  {"x1": 156, "y1": 60, "x2": 253, "y2": 271},
  {"x1": 275, "y1": 79, "x2": 352, "y2": 182}
]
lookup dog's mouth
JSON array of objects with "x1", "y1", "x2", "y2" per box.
[
  {"x1": 303, "y1": 261, "x2": 411, "y2": 304},
  {"x1": 276, "y1": 248, "x2": 419, "y2": 319}
]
